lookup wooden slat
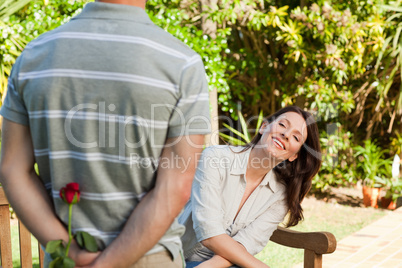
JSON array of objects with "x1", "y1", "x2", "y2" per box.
[
  {"x1": 0, "y1": 187, "x2": 44, "y2": 267},
  {"x1": 19, "y1": 221, "x2": 32, "y2": 268},
  {"x1": 304, "y1": 249, "x2": 322, "y2": 268},
  {"x1": 0, "y1": 205, "x2": 13, "y2": 268},
  {"x1": 39, "y1": 244, "x2": 45, "y2": 268},
  {"x1": 270, "y1": 226, "x2": 337, "y2": 254},
  {"x1": 0, "y1": 187, "x2": 8, "y2": 205}
]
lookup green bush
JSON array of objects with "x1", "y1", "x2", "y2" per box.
[
  {"x1": 0, "y1": 0, "x2": 88, "y2": 102},
  {"x1": 1, "y1": 0, "x2": 401, "y2": 190},
  {"x1": 353, "y1": 140, "x2": 392, "y2": 187},
  {"x1": 313, "y1": 126, "x2": 355, "y2": 191}
]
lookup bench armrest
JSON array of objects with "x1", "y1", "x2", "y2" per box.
[{"x1": 270, "y1": 226, "x2": 337, "y2": 254}]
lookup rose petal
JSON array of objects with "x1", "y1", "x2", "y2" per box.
[
  {"x1": 66, "y1": 183, "x2": 79, "y2": 191},
  {"x1": 65, "y1": 190, "x2": 76, "y2": 204},
  {"x1": 59, "y1": 183, "x2": 80, "y2": 204}
]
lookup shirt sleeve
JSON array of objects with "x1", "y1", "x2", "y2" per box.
[
  {"x1": 191, "y1": 147, "x2": 227, "y2": 242},
  {"x1": 167, "y1": 55, "x2": 211, "y2": 137},
  {"x1": 0, "y1": 57, "x2": 29, "y2": 126},
  {"x1": 232, "y1": 198, "x2": 288, "y2": 255}
]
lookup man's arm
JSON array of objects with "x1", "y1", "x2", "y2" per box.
[
  {"x1": 0, "y1": 119, "x2": 99, "y2": 265},
  {"x1": 92, "y1": 134, "x2": 204, "y2": 267}
]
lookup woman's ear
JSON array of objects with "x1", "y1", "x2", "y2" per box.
[
  {"x1": 259, "y1": 122, "x2": 267, "y2": 134},
  {"x1": 289, "y1": 153, "x2": 298, "y2": 162}
]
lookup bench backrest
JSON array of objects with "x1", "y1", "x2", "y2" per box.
[{"x1": 0, "y1": 187, "x2": 44, "y2": 268}]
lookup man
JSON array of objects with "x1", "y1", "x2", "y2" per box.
[{"x1": 0, "y1": 0, "x2": 210, "y2": 267}]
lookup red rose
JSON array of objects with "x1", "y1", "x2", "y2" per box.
[{"x1": 60, "y1": 183, "x2": 80, "y2": 204}]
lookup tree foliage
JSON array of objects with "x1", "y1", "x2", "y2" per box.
[
  {"x1": 0, "y1": 0, "x2": 88, "y2": 104},
  {"x1": 147, "y1": 0, "x2": 230, "y2": 110},
  {"x1": 160, "y1": 0, "x2": 401, "y2": 190},
  {"x1": 1, "y1": 0, "x2": 401, "y2": 191}
]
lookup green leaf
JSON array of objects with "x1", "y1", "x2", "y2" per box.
[
  {"x1": 76, "y1": 231, "x2": 98, "y2": 252},
  {"x1": 45, "y1": 240, "x2": 63, "y2": 254},
  {"x1": 382, "y1": 4, "x2": 402, "y2": 13},
  {"x1": 400, "y1": 46, "x2": 402, "y2": 85},
  {"x1": 82, "y1": 231, "x2": 98, "y2": 252},
  {"x1": 386, "y1": 12, "x2": 402, "y2": 22},
  {"x1": 255, "y1": 110, "x2": 264, "y2": 134},
  {"x1": 75, "y1": 232, "x2": 84, "y2": 248},
  {"x1": 0, "y1": 0, "x2": 32, "y2": 20},
  {"x1": 63, "y1": 257, "x2": 76, "y2": 268},
  {"x1": 219, "y1": 133, "x2": 246, "y2": 146},
  {"x1": 222, "y1": 123, "x2": 247, "y2": 141},
  {"x1": 50, "y1": 244, "x2": 66, "y2": 260},
  {"x1": 393, "y1": 27, "x2": 402, "y2": 52},
  {"x1": 238, "y1": 111, "x2": 251, "y2": 142},
  {"x1": 49, "y1": 257, "x2": 63, "y2": 268}
]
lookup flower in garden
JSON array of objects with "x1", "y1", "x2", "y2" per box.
[
  {"x1": 325, "y1": 44, "x2": 337, "y2": 55},
  {"x1": 317, "y1": 22, "x2": 325, "y2": 32},
  {"x1": 310, "y1": 3, "x2": 320, "y2": 13},
  {"x1": 60, "y1": 182, "x2": 80, "y2": 204}
]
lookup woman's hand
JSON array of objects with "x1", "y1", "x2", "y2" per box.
[
  {"x1": 194, "y1": 255, "x2": 271, "y2": 268},
  {"x1": 195, "y1": 261, "x2": 213, "y2": 268},
  {"x1": 194, "y1": 257, "x2": 229, "y2": 268},
  {"x1": 201, "y1": 235, "x2": 270, "y2": 268}
]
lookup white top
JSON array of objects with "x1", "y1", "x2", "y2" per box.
[{"x1": 179, "y1": 145, "x2": 288, "y2": 260}]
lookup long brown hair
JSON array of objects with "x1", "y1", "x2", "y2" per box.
[{"x1": 242, "y1": 106, "x2": 321, "y2": 227}]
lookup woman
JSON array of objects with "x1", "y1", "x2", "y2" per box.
[{"x1": 178, "y1": 106, "x2": 321, "y2": 268}]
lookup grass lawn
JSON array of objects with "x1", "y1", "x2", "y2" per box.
[{"x1": 255, "y1": 195, "x2": 388, "y2": 267}]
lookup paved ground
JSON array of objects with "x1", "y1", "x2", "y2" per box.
[{"x1": 321, "y1": 206, "x2": 402, "y2": 268}]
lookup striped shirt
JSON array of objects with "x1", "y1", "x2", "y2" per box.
[{"x1": 0, "y1": 2, "x2": 210, "y2": 259}]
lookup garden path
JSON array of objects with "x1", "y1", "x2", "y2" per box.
[{"x1": 310, "y1": 206, "x2": 402, "y2": 267}]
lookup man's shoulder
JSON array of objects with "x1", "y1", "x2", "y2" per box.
[{"x1": 147, "y1": 25, "x2": 199, "y2": 59}]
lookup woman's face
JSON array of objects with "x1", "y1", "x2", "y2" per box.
[{"x1": 257, "y1": 112, "x2": 308, "y2": 162}]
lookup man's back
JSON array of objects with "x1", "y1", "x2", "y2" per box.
[{"x1": 1, "y1": 1, "x2": 210, "y2": 260}]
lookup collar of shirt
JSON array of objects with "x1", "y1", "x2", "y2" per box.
[
  {"x1": 229, "y1": 146, "x2": 279, "y2": 192},
  {"x1": 72, "y1": 2, "x2": 153, "y2": 25}
]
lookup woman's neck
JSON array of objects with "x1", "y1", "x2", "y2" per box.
[{"x1": 246, "y1": 146, "x2": 279, "y2": 184}]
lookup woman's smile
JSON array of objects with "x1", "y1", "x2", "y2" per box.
[{"x1": 272, "y1": 137, "x2": 285, "y2": 150}]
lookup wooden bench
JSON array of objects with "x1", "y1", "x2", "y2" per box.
[
  {"x1": 0, "y1": 187, "x2": 336, "y2": 267},
  {"x1": 270, "y1": 226, "x2": 337, "y2": 268},
  {"x1": 0, "y1": 187, "x2": 45, "y2": 268}
]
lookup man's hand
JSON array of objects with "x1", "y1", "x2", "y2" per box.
[{"x1": 69, "y1": 241, "x2": 101, "y2": 266}]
